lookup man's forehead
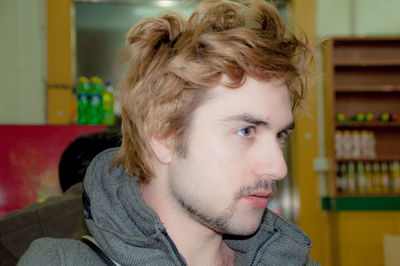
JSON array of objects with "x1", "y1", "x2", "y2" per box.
[
  {"x1": 219, "y1": 74, "x2": 285, "y2": 89},
  {"x1": 192, "y1": 76, "x2": 292, "y2": 125},
  {"x1": 208, "y1": 75, "x2": 289, "y2": 104}
]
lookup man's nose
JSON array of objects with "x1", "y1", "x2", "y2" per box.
[{"x1": 253, "y1": 140, "x2": 288, "y2": 181}]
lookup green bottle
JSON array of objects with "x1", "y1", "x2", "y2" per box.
[
  {"x1": 77, "y1": 76, "x2": 90, "y2": 124},
  {"x1": 88, "y1": 76, "x2": 104, "y2": 124},
  {"x1": 102, "y1": 82, "x2": 115, "y2": 126}
]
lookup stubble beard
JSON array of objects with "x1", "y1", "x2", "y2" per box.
[
  {"x1": 171, "y1": 181, "x2": 236, "y2": 234},
  {"x1": 170, "y1": 178, "x2": 277, "y2": 236}
]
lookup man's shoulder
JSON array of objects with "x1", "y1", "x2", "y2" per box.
[
  {"x1": 18, "y1": 237, "x2": 104, "y2": 265},
  {"x1": 84, "y1": 147, "x2": 121, "y2": 183},
  {"x1": 90, "y1": 147, "x2": 119, "y2": 166}
]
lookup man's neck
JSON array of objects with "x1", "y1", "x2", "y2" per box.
[{"x1": 141, "y1": 179, "x2": 235, "y2": 266}]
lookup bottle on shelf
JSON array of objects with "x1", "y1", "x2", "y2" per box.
[
  {"x1": 364, "y1": 162, "x2": 373, "y2": 194},
  {"x1": 335, "y1": 129, "x2": 377, "y2": 160},
  {"x1": 347, "y1": 162, "x2": 357, "y2": 193},
  {"x1": 352, "y1": 130, "x2": 361, "y2": 159},
  {"x1": 391, "y1": 161, "x2": 400, "y2": 193},
  {"x1": 335, "y1": 130, "x2": 343, "y2": 159},
  {"x1": 390, "y1": 113, "x2": 400, "y2": 122},
  {"x1": 76, "y1": 76, "x2": 90, "y2": 124},
  {"x1": 372, "y1": 162, "x2": 381, "y2": 194},
  {"x1": 335, "y1": 113, "x2": 346, "y2": 122},
  {"x1": 378, "y1": 113, "x2": 390, "y2": 122},
  {"x1": 342, "y1": 130, "x2": 353, "y2": 159},
  {"x1": 356, "y1": 162, "x2": 366, "y2": 194},
  {"x1": 351, "y1": 113, "x2": 365, "y2": 122},
  {"x1": 367, "y1": 131, "x2": 377, "y2": 159},
  {"x1": 337, "y1": 163, "x2": 347, "y2": 193},
  {"x1": 365, "y1": 113, "x2": 374, "y2": 122},
  {"x1": 102, "y1": 82, "x2": 116, "y2": 126},
  {"x1": 88, "y1": 76, "x2": 104, "y2": 125},
  {"x1": 380, "y1": 162, "x2": 390, "y2": 193}
]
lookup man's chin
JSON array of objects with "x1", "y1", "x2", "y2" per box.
[{"x1": 222, "y1": 217, "x2": 264, "y2": 236}]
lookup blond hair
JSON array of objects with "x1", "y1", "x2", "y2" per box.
[{"x1": 114, "y1": 0, "x2": 312, "y2": 183}]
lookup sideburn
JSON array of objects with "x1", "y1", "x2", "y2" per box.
[
  {"x1": 177, "y1": 138, "x2": 187, "y2": 158},
  {"x1": 174, "y1": 88, "x2": 214, "y2": 159}
]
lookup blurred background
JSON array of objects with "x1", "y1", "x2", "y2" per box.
[{"x1": 1, "y1": 0, "x2": 400, "y2": 265}]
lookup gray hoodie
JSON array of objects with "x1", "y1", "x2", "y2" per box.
[{"x1": 18, "y1": 148, "x2": 319, "y2": 265}]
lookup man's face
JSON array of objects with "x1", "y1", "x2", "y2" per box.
[{"x1": 167, "y1": 76, "x2": 293, "y2": 236}]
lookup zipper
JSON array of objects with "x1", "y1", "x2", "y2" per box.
[
  {"x1": 162, "y1": 230, "x2": 186, "y2": 266},
  {"x1": 249, "y1": 228, "x2": 278, "y2": 266}
]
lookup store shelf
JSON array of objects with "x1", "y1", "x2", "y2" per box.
[
  {"x1": 333, "y1": 59, "x2": 400, "y2": 67},
  {"x1": 323, "y1": 37, "x2": 400, "y2": 210},
  {"x1": 335, "y1": 85, "x2": 400, "y2": 93},
  {"x1": 336, "y1": 156, "x2": 400, "y2": 162},
  {"x1": 336, "y1": 121, "x2": 400, "y2": 129},
  {"x1": 322, "y1": 196, "x2": 400, "y2": 211}
]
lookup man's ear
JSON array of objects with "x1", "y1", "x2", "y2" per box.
[{"x1": 148, "y1": 133, "x2": 174, "y2": 164}]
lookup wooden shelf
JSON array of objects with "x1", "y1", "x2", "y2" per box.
[
  {"x1": 322, "y1": 37, "x2": 400, "y2": 209},
  {"x1": 334, "y1": 59, "x2": 400, "y2": 67},
  {"x1": 335, "y1": 85, "x2": 400, "y2": 93},
  {"x1": 336, "y1": 156, "x2": 400, "y2": 162},
  {"x1": 336, "y1": 121, "x2": 400, "y2": 128},
  {"x1": 333, "y1": 36, "x2": 400, "y2": 42},
  {"x1": 332, "y1": 37, "x2": 400, "y2": 69}
]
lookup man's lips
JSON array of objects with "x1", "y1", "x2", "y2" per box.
[
  {"x1": 249, "y1": 191, "x2": 271, "y2": 198},
  {"x1": 243, "y1": 191, "x2": 272, "y2": 208}
]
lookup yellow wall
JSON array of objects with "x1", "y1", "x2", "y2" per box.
[
  {"x1": 290, "y1": 0, "x2": 333, "y2": 265},
  {"x1": 334, "y1": 211, "x2": 400, "y2": 265},
  {"x1": 46, "y1": 0, "x2": 74, "y2": 124}
]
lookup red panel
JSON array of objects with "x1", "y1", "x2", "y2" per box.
[{"x1": 0, "y1": 125, "x2": 106, "y2": 218}]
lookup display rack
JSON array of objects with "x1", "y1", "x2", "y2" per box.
[{"x1": 322, "y1": 37, "x2": 400, "y2": 210}]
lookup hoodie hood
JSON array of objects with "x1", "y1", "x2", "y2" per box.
[
  {"x1": 83, "y1": 148, "x2": 185, "y2": 265},
  {"x1": 83, "y1": 148, "x2": 313, "y2": 266}
]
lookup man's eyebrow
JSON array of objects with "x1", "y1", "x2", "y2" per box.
[
  {"x1": 222, "y1": 114, "x2": 295, "y2": 131},
  {"x1": 222, "y1": 114, "x2": 270, "y2": 127},
  {"x1": 282, "y1": 121, "x2": 295, "y2": 132}
]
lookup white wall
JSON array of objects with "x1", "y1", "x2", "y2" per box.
[
  {"x1": 0, "y1": 0, "x2": 46, "y2": 124},
  {"x1": 317, "y1": 0, "x2": 400, "y2": 38}
]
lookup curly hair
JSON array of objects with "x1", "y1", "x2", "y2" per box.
[{"x1": 113, "y1": 0, "x2": 312, "y2": 183}]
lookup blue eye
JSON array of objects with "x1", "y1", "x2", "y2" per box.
[
  {"x1": 237, "y1": 127, "x2": 255, "y2": 139},
  {"x1": 277, "y1": 131, "x2": 289, "y2": 144}
]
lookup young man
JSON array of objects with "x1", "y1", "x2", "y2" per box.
[{"x1": 19, "y1": 0, "x2": 318, "y2": 265}]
